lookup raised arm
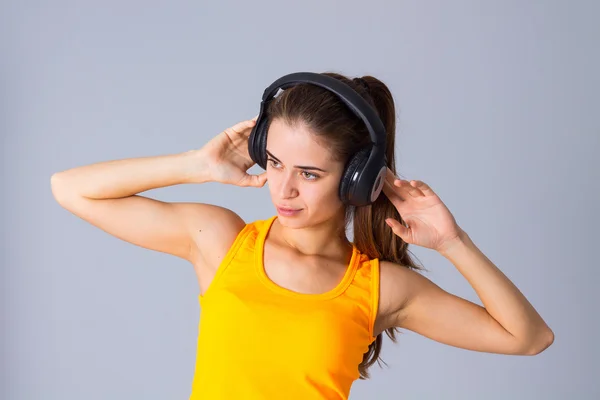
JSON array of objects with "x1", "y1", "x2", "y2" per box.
[
  {"x1": 380, "y1": 170, "x2": 554, "y2": 355},
  {"x1": 51, "y1": 150, "x2": 243, "y2": 262},
  {"x1": 51, "y1": 116, "x2": 265, "y2": 265}
]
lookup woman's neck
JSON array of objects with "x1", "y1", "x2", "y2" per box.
[{"x1": 271, "y1": 215, "x2": 352, "y2": 258}]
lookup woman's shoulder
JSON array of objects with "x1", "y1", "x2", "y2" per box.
[
  {"x1": 376, "y1": 260, "x2": 420, "y2": 328},
  {"x1": 189, "y1": 206, "x2": 248, "y2": 268},
  {"x1": 192, "y1": 212, "x2": 276, "y2": 265}
]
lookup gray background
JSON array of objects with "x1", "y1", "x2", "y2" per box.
[{"x1": 2, "y1": 1, "x2": 598, "y2": 399}]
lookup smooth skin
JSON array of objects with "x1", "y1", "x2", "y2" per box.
[
  {"x1": 378, "y1": 170, "x2": 554, "y2": 354},
  {"x1": 52, "y1": 116, "x2": 553, "y2": 359},
  {"x1": 51, "y1": 117, "x2": 265, "y2": 285}
]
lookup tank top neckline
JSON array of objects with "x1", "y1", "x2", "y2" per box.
[{"x1": 254, "y1": 215, "x2": 359, "y2": 300}]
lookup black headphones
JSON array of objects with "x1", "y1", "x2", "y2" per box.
[{"x1": 248, "y1": 72, "x2": 388, "y2": 207}]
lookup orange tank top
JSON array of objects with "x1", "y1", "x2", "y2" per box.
[{"x1": 188, "y1": 215, "x2": 380, "y2": 399}]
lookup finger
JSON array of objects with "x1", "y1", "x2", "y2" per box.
[
  {"x1": 382, "y1": 178, "x2": 406, "y2": 203},
  {"x1": 396, "y1": 179, "x2": 425, "y2": 198},
  {"x1": 256, "y1": 172, "x2": 268, "y2": 187},
  {"x1": 244, "y1": 172, "x2": 268, "y2": 187},
  {"x1": 384, "y1": 167, "x2": 400, "y2": 186},
  {"x1": 384, "y1": 168, "x2": 426, "y2": 202},
  {"x1": 385, "y1": 168, "x2": 412, "y2": 193},
  {"x1": 409, "y1": 180, "x2": 435, "y2": 196},
  {"x1": 385, "y1": 218, "x2": 410, "y2": 241},
  {"x1": 385, "y1": 167, "x2": 430, "y2": 198},
  {"x1": 383, "y1": 170, "x2": 416, "y2": 201},
  {"x1": 383, "y1": 168, "x2": 405, "y2": 194},
  {"x1": 227, "y1": 118, "x2": 257, "y2": 136}
]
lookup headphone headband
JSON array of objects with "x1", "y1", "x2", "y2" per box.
[
  {"x1": 261, "y1": 72, "x2": 386, "y2": 148},
  {"x1": 249, "y1": 72, "x2": 388, "y2": 206}
]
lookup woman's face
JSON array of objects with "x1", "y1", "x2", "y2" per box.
[{"x1": 264, "y1": 118, "x2": 346, "y2": 227}]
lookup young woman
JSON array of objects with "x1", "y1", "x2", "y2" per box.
[{"x1": 51, "y1": 72, "x2": 554, "y2": 399}]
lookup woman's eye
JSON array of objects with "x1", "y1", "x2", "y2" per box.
[
  {"x1": 267, "y1": 159, "x2": 319, "y2": 181},
  {"x1": 302, "y1": 171, "x2": 319, "y2": 181}
]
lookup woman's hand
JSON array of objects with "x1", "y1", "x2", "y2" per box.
[
  {"x1": 381, "y1": 167, "x2": 463, "y2": 253},
  {"x1": 196, "y1": 116, "x2": 268, "y2": 187}
]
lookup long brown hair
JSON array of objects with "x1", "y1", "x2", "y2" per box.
[{"x1": 265, "y1": 71, "x2": 425, "y2": 379}]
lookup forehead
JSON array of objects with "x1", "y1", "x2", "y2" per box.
[{"x1": 267, "y1": 118, "x2": 332, "y2": 160}]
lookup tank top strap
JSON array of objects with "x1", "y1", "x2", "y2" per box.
[
  {"x1": 349, "y1": 254, "x2": 380, "y2": 342},
  {"x1": 198, "y1": 219, "x2": 260, "y2": 303}
]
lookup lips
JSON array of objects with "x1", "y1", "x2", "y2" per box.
[{"x1": 277, "y1": 206, "x2": 301, "y2": 211}]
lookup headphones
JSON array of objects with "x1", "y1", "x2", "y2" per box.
[{"x1": 248, "y1": 72, "x2": 388, "y2": 207}]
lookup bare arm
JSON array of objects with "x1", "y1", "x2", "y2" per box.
[
  {"x1": 51, "y1": 150, "x2": 203, "y2": 200},
  {"x1": 388, "y1": 230, "x2": 554, "y2": 356},
  {"x1": 51, "y1": 149, "x2": 244, "y2": 263}
]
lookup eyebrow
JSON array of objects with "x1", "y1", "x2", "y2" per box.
[{"x1": 265, "y1": 150, "x2": 328, "y2": 173}]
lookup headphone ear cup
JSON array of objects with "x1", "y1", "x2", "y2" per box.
[
  {"x1": 256, "y1": 118, "x2": 269, "y2": 168},
  {"x1": 249, "y1": 116, "x2": 269, "y2": 169},
  {"x1": 339, "y1": 147, "x2": 370, "y2": 205}
]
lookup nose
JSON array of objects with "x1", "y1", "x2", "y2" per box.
[{"x1": 278, "y1": 172, "x2": 298, "y2": 199}]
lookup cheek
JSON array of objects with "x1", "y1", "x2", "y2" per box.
[{"x1": 304, "y1": 183, "x2": 341, "y2": 205}]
